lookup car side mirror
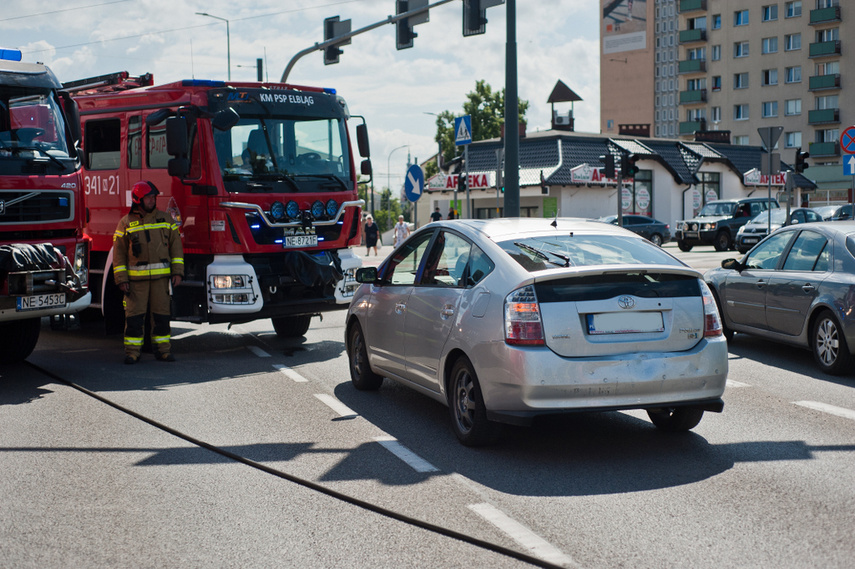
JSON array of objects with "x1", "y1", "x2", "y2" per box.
[
  {"x1": 355, "y1": 267, "x2": 378, "y2": 284},
  {"x1": 722, "y1": 258, "x2": 742, "y2": 271}
]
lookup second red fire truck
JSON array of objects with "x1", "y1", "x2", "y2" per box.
[{"x1": 65, "y1": 72, "x2": 370, "y2": 336}]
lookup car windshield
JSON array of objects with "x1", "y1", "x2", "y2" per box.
[
  {"x1": 498, "y1": 234, "x2": 683, "y2": 272},
  {"x1": 750, "y1": 209, "x2": 787, "y2": 224},
  {"x1": 698, "y1": 202, "x2": 735, "y2": 216}
]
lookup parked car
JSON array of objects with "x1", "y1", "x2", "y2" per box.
[
  {"x1": 830, "y1": 205, "x2": 854, "y2": 221},
  {"x1": 735, "y1": 207, "x2": 822, "y2": 254},
  {"x1": 598, "y1": 214, "x2": 671, "y2": 246},
  {"x1": 345, "y1": 218, "x2": 727, "y2": 446},
  {"x1": 705, "y1": 221, "x2": 855, "y2": 375},
  {"x1": 812, "y1": 205, "x2": 843, "y2": 221},
  {"x1": 676, "y1": 197, "x2": 779, "y2": 252}
]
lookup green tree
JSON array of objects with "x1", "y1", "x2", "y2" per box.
[{"x1": 432, "y1": 80, "x2": 529, "y2": 167}]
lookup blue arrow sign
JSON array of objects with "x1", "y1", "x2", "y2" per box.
[
  {"x1": 454, "y1": 115, "x2": 472, "y2": 146},
  {"x1": 404, "y1": 164, "x2": 424, "y2": 202},
  {"x1": 844, "y1": 155, "x2": 855, "y2": 176}
]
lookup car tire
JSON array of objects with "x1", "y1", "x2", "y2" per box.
[
  {"x1": 811, "y1": 310, "x2": 851, "y2": 375},
  {"x1": 0, "y1": 317, "x2": 40, "y2": 364},
  {"x1": 677, "y1": 240, "x2": 692, "y2": 252},
  {"x1": 650, "y1": 233, "x2": 663, "y2": 247},
  {"x1": 647, "y1": 407, "x2": 704, "y2": 432},
  {"x1": 271, "y1": 315, "x2": 311, "y2": 338},
  {"x1": 448, "y1": 356, "x2": 500, "y2": 446},
  {"x1": 347, "y1": 322, "x2": 383, "y2": 390},
  {"x1": 713, "y1": 231, "x2": 731, "y2": 252}
]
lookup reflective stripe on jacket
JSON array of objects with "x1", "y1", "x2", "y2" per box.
[{"x1": 113, "y1": 208, "x2": 184, "y2": 284}]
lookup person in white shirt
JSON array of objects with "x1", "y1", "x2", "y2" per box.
[{"x1": 393, "y1": 215, "x2": 410, "y2": 248}]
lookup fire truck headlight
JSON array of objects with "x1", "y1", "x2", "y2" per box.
[
  {"x1": 286, "y1": 200, "x2": 300, "y2": 220},
  {"x1": 211, "y1": 275, "x2": 249, "y2": 289},
  {"x1": 325, "y1": 199, "x2": 339, "y2": 218},
  {"x1": 74, "y1": 242, "x2": 88, "y2": 286},
  {"x1": 311, "y1": 200, "x2": 325, "y2": 219},
  {"x1": 270, "y1": 201, "x2": 286, "y2": 222}
]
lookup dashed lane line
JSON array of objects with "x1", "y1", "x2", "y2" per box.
[
  {"x1": 373, "y1": 436, "x2": 439, "y2": 473},
  {"x1": 246, "y1": 345, "x2": 271, "y2": 358},
  {"x1": 273, "y1": 364, "x2": 309, "y2": 382},
  {"x1": 314, "y1": 393, "x2": 358, "y2": 418},
  {"x1": 468, "y1": 503, "x2": 576, "y2": 567},
  {"x1": 727, "y1": 379, "x2": 751, "y2": 388},
  {"x1": 794, "y1": 401, "x2": 855, "y2": 422}
]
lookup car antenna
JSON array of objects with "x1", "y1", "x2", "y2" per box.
[{"x1": 551, "y1": 210, "x2": 558, "y2": 228}]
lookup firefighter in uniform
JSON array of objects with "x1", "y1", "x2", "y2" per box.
[{"x1": 113, "y1": 181, "x2": 184, "y2": 364}]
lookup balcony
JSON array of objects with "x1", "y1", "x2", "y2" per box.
[
  {"x1": 809, "y1": 40, "x2": 842, "y2": 58},
  {"x1": 808, "y1": 108, "x2": 840, "y2": 124},
  {"x1": 679, "y1": 89, "x2": 708, "y2": 104},
  {"x1": 810, "y1": 6, "x2": 841, "y2": 25},
  {"x1": 679, "y1": 120, "x2": 705, "y2": 135},
  {"x1": 679, "y1": 0, "x2": 707, "y2": 13},
  {"x1": 809, "y1": 141, "x2": 840, "y2": 157},
  {"x1": 678, "y1": 59, "x2": 706, "y2": 74},
  {"x1": 809, "y1": 73, "x2": 841, "y2": 91},
  {"x1": 679, "y1": 28, "x2": 707, "y2": 44}
]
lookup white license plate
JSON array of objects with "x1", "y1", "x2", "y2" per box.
[
  {"x1": 587, "y1": 311, "x2": 664, "y2": 335},
  {"x1": 284, "y1": 234, "x2": 318, "y2": 248},
  {"x1": 16, "y1": 293, "x2": 66, "y2": 311},
  {"x1": 743, "y1": 237, "x2": 758, "y2": 243}
]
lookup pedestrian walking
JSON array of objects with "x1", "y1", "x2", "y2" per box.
[
  {"x1": 364, "y1": 215, "x2": 379, "y2": 256},
  {"x1": 112, "y1": 181, "x2": 184, "y2": 364},
  {"x1": 430, "y1": 207, "x2": 442, "y2": 222},
  {"x1": 393, "y1": 215, "x2": 410, "y2": 248}
]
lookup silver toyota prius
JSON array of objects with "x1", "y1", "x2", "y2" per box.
[{"x1": 345, "y1": 218, "x2": 728, "y2": 446}]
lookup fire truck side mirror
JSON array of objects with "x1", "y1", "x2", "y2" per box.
[
  {"x1": 212, "y1": 108, "x2": 239, "y2": 131},
  {"x1": 356, "y1": 124, "x2": 370, "y2": 158},
  {"x1": 165, "y1": 117, "x2": 188, "y2": 156},
  {"x1": 361, "y1": 159, "x2": 372, "y2": 176},
  {"x1": 168, "y1": 158, "x2": 190, "y2": 178}
]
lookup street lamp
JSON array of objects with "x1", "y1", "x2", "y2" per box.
[
  {"x1": 386, "y1": 144, "x2": 409, "y2": 216},
  {"x1": 196, "y1": 12, "x2": 231, "y2": 81}
]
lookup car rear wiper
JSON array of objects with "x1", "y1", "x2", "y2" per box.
[{"x1": 513, "y1": 241, "x2": 571, "y2": 267}]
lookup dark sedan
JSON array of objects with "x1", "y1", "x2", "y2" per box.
[
  {"x1": 599, "y1": 214, "x2": 671, "y2": 246},
  {"x1": 705, "y1": 221, "x2": 855, "y2": 375}
]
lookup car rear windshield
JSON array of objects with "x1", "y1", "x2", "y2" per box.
[
  {"x1": 498, "y1": 234, "x2": 684, "y2": 272},
  {"x1": 535, "y1": 273, "x2": 701, "y2": 303}
]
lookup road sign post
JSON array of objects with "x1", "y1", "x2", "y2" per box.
[
  {"x1": 758, "y1": 126, "x2": 783, "y2": 235},
  {"x1": 454, "y1": 115, "x2": 472, "y2": 219}
]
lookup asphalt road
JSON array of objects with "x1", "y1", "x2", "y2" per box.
[{"x1": 2, "y1": 244, "x2": 854, "y2": 568}]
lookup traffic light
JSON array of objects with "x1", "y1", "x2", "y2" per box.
[
  {"x1": 795, "y1": 147, "x2": 810, "y2": 173},
  {"x1": 621, "y1": 154, "x2": 640, "y2": 178},
  {"x1": 396, "y1": 0, "x2": 429, "y2": 50},
  {"x1": 323, "y1": 16, "x2": 351, "y2": 65},
  {"x1": 599, "y1": 154, "x2": 615, "y2": 178},
  {"x1": 463, "y1": 0, "x2": 503, "y2": 37},
  {"x1": 457, "y1": 174, "x2": 467, "y2": 193}
]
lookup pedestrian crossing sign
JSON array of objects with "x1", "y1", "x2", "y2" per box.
[{"x1": 454, "y1": 115, "x2": 472, "y2": 146}]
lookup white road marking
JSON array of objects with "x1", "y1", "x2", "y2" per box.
[
  {"x1": 314, "y1": 394, "x2": 358, "y2": 418},
  {"x1": 246, "y1": 345, "x2": 271, "y2": 358},
  {"x1": 468, "y1": 503, "x2": 575, "y2": 567},
  {"x1": 171, "y1": 328, "x2": 207, "y2": 340},
  {"x1": 727, "y1": 379, "x2": 751, "y2": 388},
  {"x1": 794, "y1": 401, "x2": 855, "y2": 422},
  {"x1": 273, "y1": 364, "x2": 308, "y2": 382},
  {"x1": 373, "y1": 436, "x2": 439, "y2": 473}
]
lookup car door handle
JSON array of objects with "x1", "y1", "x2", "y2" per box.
[
  {"x1": 440, "y1": 305, "x2": 455, "y2": 319},
  {"x1": 755, "y1": 279, "x2": 766, "y2": 288},
  {"x1": 802, "y1": 283, "x2": 816, "y2": 293},
  {"x1": 395, "y1": 302, "x2": 406, "y2": 315}
]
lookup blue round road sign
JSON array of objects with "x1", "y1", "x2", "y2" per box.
[{"x1": 404, "y1": 164, "x2": 424, "y2": 202}]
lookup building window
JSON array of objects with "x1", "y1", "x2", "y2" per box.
[
  {"x1": 734, "y1": 42, "x2": 749, "y2": 58},
  {"x1": 711, "y1": 107, "x2": 722, "y2": 122},
  {"x1": 763, "y1": 69, "x2": 778, "y2": 86},
  {"x1": 688, "y1": 16, "x2": 707, "y2": 30},
  {"x1": 711, "y1": 45, "x2": 721, "y2": 61},
  {"x1": 816, "y1": 28, "x2": 839, "y2": 43},
  {"x1": 734, "y1": 72, "x2": 749, "y2": 89},
  {"x1": 712, "y1": 14, "x2": 721, "y2": 29},
  {"x1": 817, "y1": 0, "x2": 839, "y2": 8},
  {"x1": 816, "y1": 128, "x2": 839, "y2": 143},
  {"x1": 816, "y1": 95, "x2": 839, "y2": 110},
  {"x1": 763, "y1": 5, "x2": 778, "y2": 21},
  {"x1": 734, "y1": 10, "x2": 749, "y2": 26},
  {"x1": 712, "y1": 76, "x2": 722, "y2": 91},
  {"x1": 687, "y1": 47, "x2": 706, "y2": 60},
  {"x1": 785, "y1": 99, "x2": 802, "y2": 116},
  {"x1": 785, "y1": 132, "x2": 802, "y2": 148},
  {"x1": 786, "y1": 1, "x2": 802, "y2": 18},
  {"x1": 687, "y1": 108, "x2": 706, "y2": 121},
  {"x1": 734, "y1": 135, "x2": 750, "y2": 145},
  {"x1": 687, "y1": 78, "x2": 707, "y2": 90},
  {"x1": 762, "y1": 101, "x2": 779, "y2": 118},
  {"x1": 816, "y1": 61, "x2": 840, "y2": 75},
  {"x1": 786, "y1": 66, "x2": 802, "y2": 83},
  {"x1": 762, "y1": 37, "x2": 778, "y2": 54},
  {"x1": 734, "y1": 104, "x2": 749, "y2": 121},
  {"x1": 785, "y1": 34, "x2": 801, "y2": 51}
]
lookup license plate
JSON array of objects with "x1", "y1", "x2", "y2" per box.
[
  {"x1": 685, "y1": 231, "x2": 699, "y2": 239},
  {"x1": 16, "y1": 293, "x2": 66, "y2": 311},
  {"x1": 587, "y1": 311, "x2": 664, "y2": 335},
  {"x1": 284, "y1": 234, "x2": 318, "y2": 248},
  {"x1": 743, "y1": 237, "x2": 758, "y2": 243}
]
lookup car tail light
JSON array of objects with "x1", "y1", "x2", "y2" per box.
[
  {"x1": 504, "y1": 285, "x2": 545, "y2": 345},
  {"x1": 700, "y1": 281, "x2": 722, "y2": 337}
]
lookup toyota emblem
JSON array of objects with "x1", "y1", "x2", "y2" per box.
[{"x1": 618, "y1": 295, "x2": 635, "y2": 309}]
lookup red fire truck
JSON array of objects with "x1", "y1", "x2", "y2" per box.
[
  {"x1": 65, "y1": 72, "x2": 370, "y2": 336},
  {"x1": 0, "y1": 49, "x2": 91, "y2": 364}
]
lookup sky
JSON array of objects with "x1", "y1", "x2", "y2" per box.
[{"x1": 3, "y1": 0, "x2": 601, "y2": 192}]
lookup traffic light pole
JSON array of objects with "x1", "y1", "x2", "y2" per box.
[
  {"x1": 280, "y1": 0, "x2": 455, "y2": 82},
  {"x1": 503, "y1": 0, "x2": 520, "y2": 217}
]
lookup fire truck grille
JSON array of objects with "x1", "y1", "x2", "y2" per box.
[{"x1": 0, "y1": 190, "x2": 75, "y2": 225}]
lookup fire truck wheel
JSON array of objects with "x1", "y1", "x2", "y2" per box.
[
  {"x1": 0, "y1": 317, "x2": 41, "y2": 364},
  {"x1": 271, "y1": 315, "x2": 312, "y2": 338}
]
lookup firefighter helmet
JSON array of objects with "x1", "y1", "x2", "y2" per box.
[{"x1": 131, "y1": 181, "x2": 159, "y2": 204}]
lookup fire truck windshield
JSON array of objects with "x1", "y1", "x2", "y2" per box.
[
  {"x1": 214, "y1": 115, "x2": 351, "y2": 192},
  {"x1": 0, "y1": 89, "x2": 73, "y2": 171}
]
